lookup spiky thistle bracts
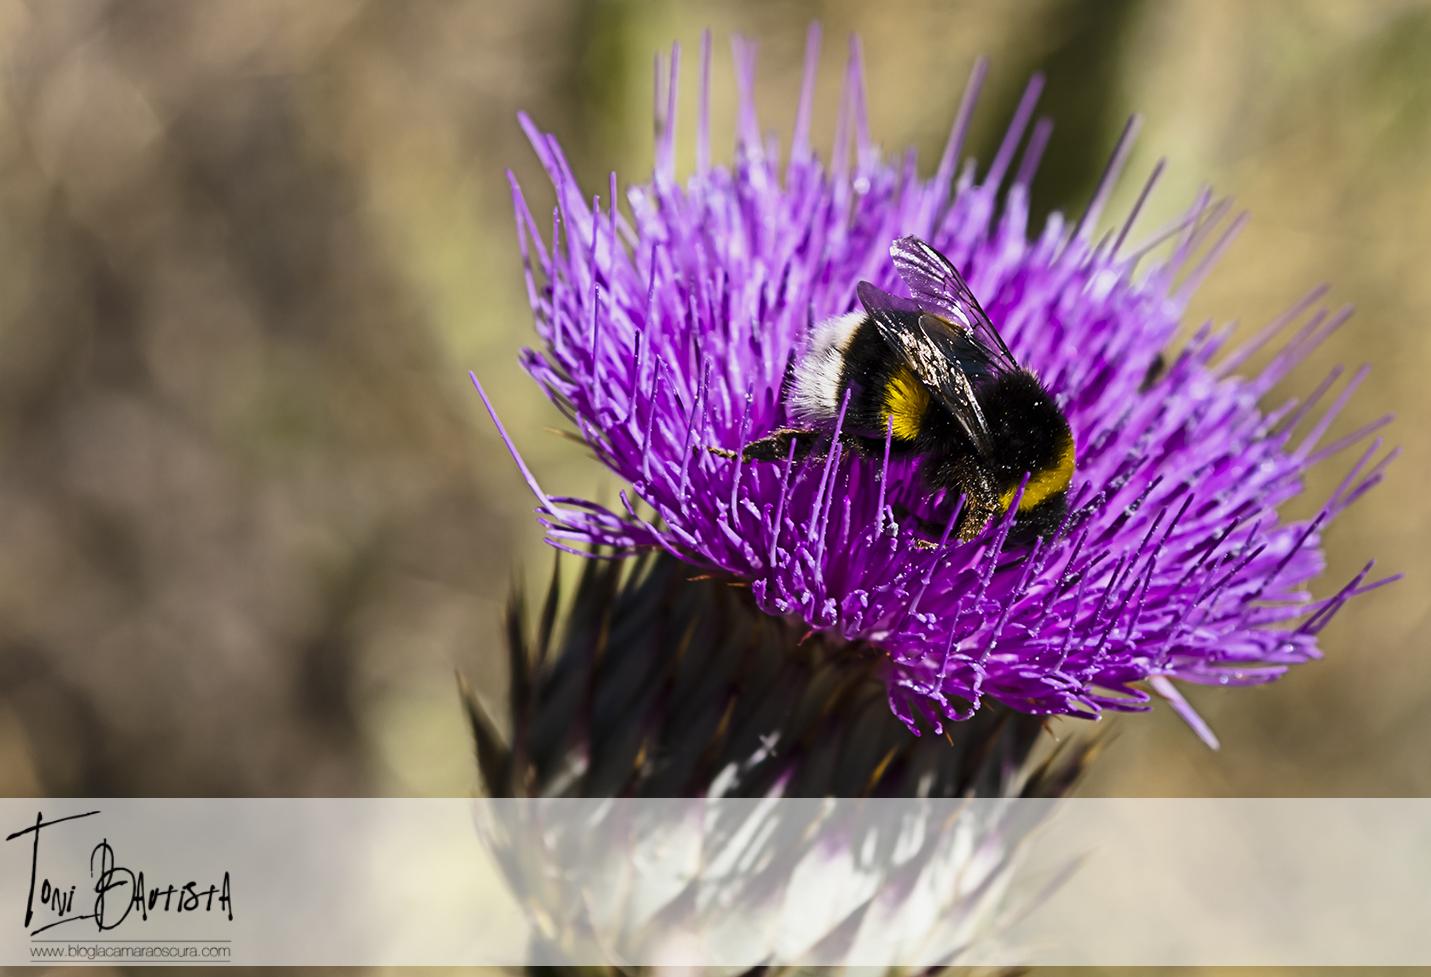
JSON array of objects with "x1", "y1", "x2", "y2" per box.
[
  {"x1": 477, "y1": 29, "x2": 1396, "y2": 739},
  {"x1": 463, "y1": 552, "x2": 1099, "y2": 973},
  {"x1": 463, "y1": 549, "x2": 1094, "y2": 799}
]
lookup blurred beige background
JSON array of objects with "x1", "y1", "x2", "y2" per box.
[{"x1": 0, "y1": 0, "x2": 1427, "y2": 821}]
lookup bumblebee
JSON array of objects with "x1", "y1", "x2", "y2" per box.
[{"x1": 742, "y1": 236, "x2": 1075, "y2": 543}]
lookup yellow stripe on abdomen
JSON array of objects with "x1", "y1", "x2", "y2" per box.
[
  {"x1": 882, "y1": 366, "x2": 931, "y2": 441},
  {"x1": 1000, "y1": 435, "x2": 1076, "y2": 513}
]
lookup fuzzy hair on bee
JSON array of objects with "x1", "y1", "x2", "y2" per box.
[{"x1": 741, "y1": 236, "x2": 1076, "y2": 544}]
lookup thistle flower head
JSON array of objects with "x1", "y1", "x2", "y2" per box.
[{"x1": 480, "y1": 29, "x2": 1396, "y2": 740}]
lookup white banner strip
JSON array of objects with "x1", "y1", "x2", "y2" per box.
[{"x1": 1, "y1": 798, "x2": 1428, "y2": 967}]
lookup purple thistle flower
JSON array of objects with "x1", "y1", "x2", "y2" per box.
[{"x1": 477, "y1": 29, "x2": 1397, "y2": 741}]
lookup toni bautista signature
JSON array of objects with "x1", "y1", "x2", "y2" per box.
[{"x1": 4, "y1": 810, "x2": 234, "y2": 936}]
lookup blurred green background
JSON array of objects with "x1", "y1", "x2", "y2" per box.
[{"x1": 1, "y1": 0, "x2": 1427, "y2": 819}]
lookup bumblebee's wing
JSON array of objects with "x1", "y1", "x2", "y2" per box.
[
  {"x1": 856, "y1": 280, "x2": 994, "y2": 458},
  {"x1": 887, "y1": 235, "x2": 1020, "y2": 374}
]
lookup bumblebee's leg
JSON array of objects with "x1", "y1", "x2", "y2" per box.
[
  {"x1": 719, "y1": 429, "x2": 886, "y2": 463},
  {"x1": 837, "y1": 434, "x2": 897, "y2": 460},
  {"x1": 927, "y1": 454, "x2": 1002, "y2": 543},
  {"x1": 737, "y1": 428, "x2": 827, "y2": 462},
  {"x1": 892, "y1": 505, "x2": 948, "y2": 550},
  {"x1": 956, "y1": 495, "x2": 1002, "y2": 542},
  {"x1": 896, "y1": 499, "x2": 994, "y2": 548}
]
